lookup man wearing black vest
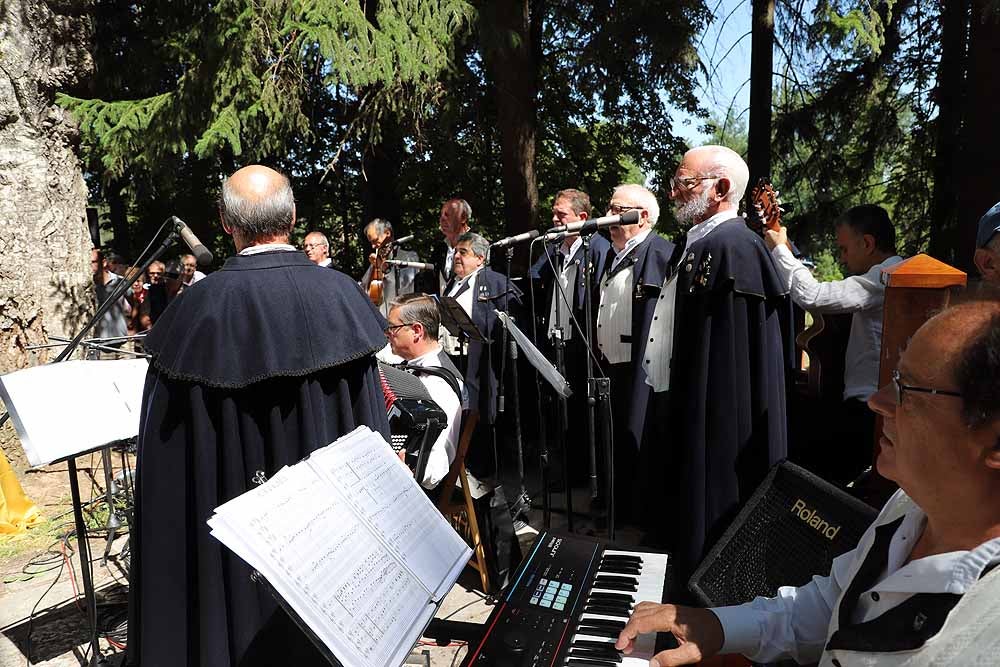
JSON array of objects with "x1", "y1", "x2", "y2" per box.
[{"x1": 617, "y1": 301, "x2": 1000, "y2": 667}]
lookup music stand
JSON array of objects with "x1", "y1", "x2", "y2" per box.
[{"x1": 433, "y1": 296, "x2": 486, "y2": 378}]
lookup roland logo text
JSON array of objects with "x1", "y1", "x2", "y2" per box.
[{"x1": 791, "y1": 499, "x2": 841, "y2": 540}]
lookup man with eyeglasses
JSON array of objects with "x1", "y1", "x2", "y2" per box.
[
  {"x1": 616, "y1": 300, "x2": 1000, "y2": 667},
  {"x1": 641, "y1": 145, "x2": 788, "y2": 587},
  {"x1": 385, "y1": 293, "x2": 466, "y2": 490},
  {"x1": 303, "y1": 230, "x2": 335, "y2": 268},
  {"x1": 766, "y1": 205, "x2": 903, "y2": 486},
  {"x1": 594, "y1": 183, "x2": 676, "y2": 526}
]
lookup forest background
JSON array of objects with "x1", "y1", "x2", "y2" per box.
[{"x1": 1, "y1": 0, "x2": 998, "y2": 372}]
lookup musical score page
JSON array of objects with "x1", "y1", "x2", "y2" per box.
[
  {"x1": 209, "y1": 457, "x2": 435, "y2": 667},
  {"x1": 307, "y1": 427, "x2": 472, "y2": 601}
]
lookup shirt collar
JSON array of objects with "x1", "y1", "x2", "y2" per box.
[
  {"x1": 613, "y1": 228, "x2": 652, "y2": 267},
  {"x1": 239, "y1": 243, "x2": 298, "y2": 256},
  {"x1": 453, "y1": 266, "x2": 483, "y2": 291},
  {"x1": 684, "y1": 210, "x2": 736, "y2": 251},
  {"x1": 560, "y1": 236, "x2": 583, "y2": 261},
  {"x1": 407, "y1": 345, "x2": 445, "y2": 367}
]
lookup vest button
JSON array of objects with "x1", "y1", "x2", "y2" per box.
[{"x1": 871, "y1": 591, "x2": 880, "y2": 601}]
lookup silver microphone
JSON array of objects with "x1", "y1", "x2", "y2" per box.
[
  {"x1": 170, "y1": 216, "x2": 214, "y2": 266},
  {"x1": 383, "y1": 259, "x2": 435, "y2": 271},
  {"x1": 546, "y1": 208, "x2": 641, "y2": 234},
  {"x1": 392, "y1": 234, "x2": 415, "y2": 246},
  {"x1": 491, "y1": 230, "x2": 540, "y2": 248}
]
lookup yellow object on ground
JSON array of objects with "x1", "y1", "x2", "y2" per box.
[{"x1": 0, "y1": 448, "x2": 40, "y2": 534}]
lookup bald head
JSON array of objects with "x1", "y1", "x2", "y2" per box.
[
  {"x1": 219, "y1": 165, "x2": 295, "y2": 249},
  {"x1": 683, "y1": 145, "x2": 750, "y2": 205},
  {"x1": 924, "y1": 301, "x2": 1000, "y2": 430}
]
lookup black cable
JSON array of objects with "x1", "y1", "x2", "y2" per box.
[{"x1": 23, "y1": 541, "x2": 68, "y2": 667}]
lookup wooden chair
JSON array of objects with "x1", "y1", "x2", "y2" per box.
[{"x1": 435, "y1": 410, "x2": 491, "y2": 593}]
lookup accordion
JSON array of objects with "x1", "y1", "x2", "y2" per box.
[{"x1": 377, "y1": 362, "x2": 448, "y2": 483}]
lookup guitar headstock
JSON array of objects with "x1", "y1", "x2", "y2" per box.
[{"x1": 749, "y1": 178, "x2": 783, "y2": 234}]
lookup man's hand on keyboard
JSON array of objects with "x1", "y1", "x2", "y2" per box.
[{"x1": 615, "y1": 602, "x2": 725, "y2": 666}]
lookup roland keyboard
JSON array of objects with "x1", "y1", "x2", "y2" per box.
[{"x1": 461, "y1": 531, "x2": 676, "y2": 667}]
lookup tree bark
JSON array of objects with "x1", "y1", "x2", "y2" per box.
[
  {"x1": 955, "y1": 1, "x2": 1000, "y2": 271},
  {"x1": 747, "y1": 0, "x2": 775, "y2": 186},
  {"x1": 0, "y1": 0, "x2": 94, "y2": 374},
  {"x1": 481, "y1": 0, "x2": 539, "y2": 250},
  {"x1": 928, "y1": 0, "x2": 969, "y2": 263}
]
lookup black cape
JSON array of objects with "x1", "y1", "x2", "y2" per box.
[
  {"x1": 127, "y1": 251, "x2": 391, "y2": 667},
  {"x1": 646, "y1": 220, "x2": 789, "y2": 586}
]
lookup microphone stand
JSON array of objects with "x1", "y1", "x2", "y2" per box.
[
  {"x1": 580, "y1": 230, "x2": 614, "y2": 540},
  {"x1": 51, "y1": 222, "x2": 181, "y2": 666},
  {"x1": 527, "y1": 240, "x2": 553, "y2": 530},
  {"x1": 495, "y1": 246, "x2": 528, "y2": 518},
  {"x1": 547, "y1": 245, "x2": 574, "y2": 532}
]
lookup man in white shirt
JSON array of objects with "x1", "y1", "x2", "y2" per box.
[
  {"x1": 179, "y1": 253, "x2": 207, "y2": 286},
  {"x1": 303, "y1": 230, "x2": 334, "y2": 267},
  {"x1": 90, "y1": 247, "x2": 132, "y2": 345},
  {"x1": 616, "y1": 300, "x2": 1000, "y2": 667},
  {"x1": 765, "y1": 205, "x2": 903, "y2": 485},
  {"x1": 385, "y1": 293, "x2": 465, "y2": 490}
]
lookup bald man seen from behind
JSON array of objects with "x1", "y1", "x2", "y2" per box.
[{"x1": 127, "y1": 165, "x2": 391, "y2": 667}]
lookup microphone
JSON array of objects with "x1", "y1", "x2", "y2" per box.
[
  {"x1": 491, "y1": 229, "x2": 540, "y2": 248},
  {"x1": 392, "y1": 234, "x2": 414, "y2": 246},
  {"x1": 171, "y1": 216, "x2": 214, "y2": 266},
  {"x1": 547, "y1": 208, "x2": 641, "y2": 234},
  {"x1": 542, "y1": 231, "x2": 569, "y2": 243},
  {"x1": 383, "y1": 259, "x2": 435, "y2": 271}
]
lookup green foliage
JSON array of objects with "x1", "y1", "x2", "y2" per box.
[
  {"x1": 811, "y1": 249, "x2": 844, "y2": 282},
  {"x1": 61, "y1": 0, "x2": 474, "y2": 180}
]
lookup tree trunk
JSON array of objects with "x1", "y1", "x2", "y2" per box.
[
  {"x1": 928, "y1": 0, "x2": 969, "y2": 263},
  {"x1": 955, "y1": 2, "x2": 1000, "y2": 271},
  {"x1": 0, "y1": 0, "x2": 94, "y2": 375},
  {"x1": 481, "y1": 0, "x2": 539, "y2": 252},
  {"x1": 747, "y1": 0, "x2": 775, "y2": 187}
]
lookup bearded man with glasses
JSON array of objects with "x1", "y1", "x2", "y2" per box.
[{"x1": 640, "y1": 145, "x2": 789, "y2": 588}]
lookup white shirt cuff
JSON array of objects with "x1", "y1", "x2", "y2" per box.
[{"x1": 710, "y1": 605, "x2": 761, "y2": 657}]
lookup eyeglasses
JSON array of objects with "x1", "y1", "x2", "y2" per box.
[
  {"x1": 608, "y1": 204, "x2": 641, "y2": 215},
  {"x1": 385, "y1": 323, "x2": 410, "y2": 334},
  {"x1": 304, "y1": 243, "x2": 326, "y2": 250},
  {"x1": 670, "y1": 175, "x2": 719, "y2": 191},
  {"x1": 891, "y1": 369, "x2": 962, "y2": 406}
]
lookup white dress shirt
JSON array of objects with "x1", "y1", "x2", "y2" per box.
[
  {"x1": 319, "y1": 257, "x2": 332, "y2": 268},
  {"x1": 440, "y1": 267, "x2": 482, "y2": 354},
  {"x1": 770, "y1": 246, "x2": 903, "y2": 400},
  {"x1": 407, "y1": 346, "x2": 466, "y2": 490},
  {"x1": 445, "y1": 245, "x2": 456, "y2": 277},
  {"x1": 609, "y1": 228, "x2": 651, "y2": 273},
  {"x1": 683, "y1": 209, "x2": 737, "y2": 253},
  {"x1": 238, "y1": 243, "x2": 298, "y2": 255},
  {"x1": 548, "y1": 237, "x2": 583, "y2": 341},
  {"x1": 711, "y1": 490, "x2": 1000, "y2": 665}
]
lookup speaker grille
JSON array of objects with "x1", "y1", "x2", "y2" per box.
[{"x1": 689, "y1": 461, "x2": 878, "y2": 607}]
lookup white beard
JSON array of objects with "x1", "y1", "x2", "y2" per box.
[{"x1": 674, "y1": 189, "x2": 712, "y2": 226}]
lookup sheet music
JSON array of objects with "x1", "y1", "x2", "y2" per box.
[
  {"x1": 209, "y1": 462, "x2": 432, "y2": 667},
  {"x1": 308, "y1": 427, "x2": 472, "y2": 601},
  {"x1": 0, "y1": 359, "x2": 148, "y2": 466}
]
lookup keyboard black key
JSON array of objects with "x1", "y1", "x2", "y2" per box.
[
  {"x1": 572, "y1": 639, "x2": 618, "y2": 650},
  {"x1": 587, "y1": 592, "x2": 634, "y2": 604},
  {"x1": 598, "y1": 564, "x2": 642, "y2": 576},
  {"x1": 595, "y1": 575, "x2": 639, "y2": 585},
  {"x1": 568, "y1": 647, "x2": 622, "y2": 660},
  {"x1": 592, "y1": 580, "x2": 637, "y2": 592},
  {"x1": 578, "y1": 618, "x2": 626, "y2": 630},
  {"x1": 576, "y1": 625, "x2": 621, "y2": 638},
  {"x1": 584, "y1": 605, "x2": 630, "y2": 618}
]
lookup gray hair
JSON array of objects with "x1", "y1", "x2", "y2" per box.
[
  {"x1": 456, "y1": 231, "x2": 489, "y2": 259},
  {"x1": 305, "y1": 231, "x2": 329, "y2": 248},
  {"x1": 687, "y1": 145, "x2": 750, "y2": 205},
  {"x1": 612, "y1": 184, "x2": 660, "y2": 226},
  {"x1": 390, "y1": 293, "x2": 441, "y2": 341},
  {"x1": 446, "y1": 198, "x2": 472, "y2": 224},
  {"x1": 365, "y1": 218, "x2": 394, "y2": 237},
  {"x1": 219, "y1": 171, "x2": 295, "y2": 239}
]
